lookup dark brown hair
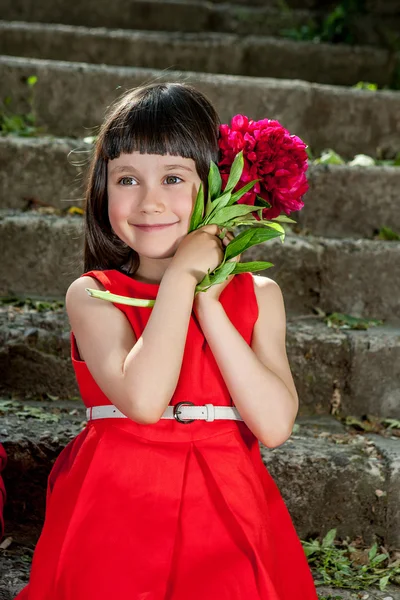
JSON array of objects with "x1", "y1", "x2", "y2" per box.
[{"x1": 82, "y1": 82, "x2": 221, "y2": 274}]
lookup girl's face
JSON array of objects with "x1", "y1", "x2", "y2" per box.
[{"x1": 107, "y1": 152, "x2": 202, "y2": 263}]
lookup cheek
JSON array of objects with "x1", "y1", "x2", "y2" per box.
[
  {"x1": 107, "y1": 191, "x2": 130, "y2": 220},
  {"x1": 173, "y1": 188, "x2": 197, "y2": 216}
]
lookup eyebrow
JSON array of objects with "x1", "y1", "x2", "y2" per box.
[{"x1": 110, "y1": 164, "x2": 194, "y2": 174}]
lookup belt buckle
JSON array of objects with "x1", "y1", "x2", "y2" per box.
[{"x1": 173, "y1": 401, "x2": 195, "y2": 424}]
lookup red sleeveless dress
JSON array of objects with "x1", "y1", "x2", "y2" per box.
[{"x1": 15, "y1": 269, "x2": 318, "y2": 600}]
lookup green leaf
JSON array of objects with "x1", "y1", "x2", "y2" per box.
[
  {"x1": 26, "y1": 75, "x2": 38, "y2": 87},
  {"x1": 259, "y1": 221, "x2": 286, "y2": 235},
  {"x1": 208, "y1": 160, "x2": 222, "y2": 199},
  {"x1": 325, "y1": 312, "x2": 384, "y2": 330},
  {"x1": 354, "y1": 81, "x2": 378, "y2": 91},
  {"x1": 224, "y1": 227, "x2": 284, "y2": 260},
  {"x1": 206, "y1": 203, "x2": 258, "y2": 225},
  {"x1": 321, "y1": 528, "x2": 337, "y2": 548},
  {"x1": 228, "y1": 179, "x2": 260, "y2": 205},
  {"x1": 195, "y1": 261, "x2": 237, "y2": 292},
  {"x1": 203, "y1": 191, "x2": 232, "y2": 223},
  {"x1": 377, "y1": 226, "x2": 400, "y2": 241},
  {"x1": 188, "y1": 183, "x2": 204, "y2": 232},
  {"x1": 231, "y1": 261, "x2": 274, "y2": 273},
  {"x1": 224, "y1": 151, "x2": 244, "y2": 192},
  {"x1": 204, "y1": 188, "x2": 213, "y2": 219},
  {"x1": 368, "y1": 543, "x2": 378, "y2": 561},
  {"x1": 255, "y1": 195, "x2": 271, "y2": 209},
  {"x1": 272, "y1": 215, "x2": 297, "y2": 223},
  {"x1": 379, "y1": 575, "x2": 390, "y2": 590},
  {"x1": 314, "y1": 149, "x2": 345, "y2": 166}
]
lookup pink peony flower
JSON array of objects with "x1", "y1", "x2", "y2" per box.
[{"x1": 218, "y1": 115, "x2": 309, "y2": 220}]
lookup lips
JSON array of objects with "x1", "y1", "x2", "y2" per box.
[{"x1": 133, "y1": 222, "x2": 177, "y2": 232}]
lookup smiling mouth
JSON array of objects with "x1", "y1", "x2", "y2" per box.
[{"x1": 132, "y1": 222, "x2": 178, "y2": 231}]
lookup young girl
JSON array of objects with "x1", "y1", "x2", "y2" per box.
[{"x1": 15, "y1": 83, "x2": 318, "y2": 600}]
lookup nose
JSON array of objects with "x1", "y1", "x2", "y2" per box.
[{"x1": 138, "y1": 185, "x2": 164, "y2": 212}]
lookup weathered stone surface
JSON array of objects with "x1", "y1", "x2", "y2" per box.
[
  {"x1": 287, "y1": 321, "x2": 400, "y2": 419},
  {"x1": 366, "y1": 434, "x2": 400, "y2": 550},
  {"x1": 0, "y1": 0, "x2": 212, "y2": 32},
  {"x1": 3, "y1": 137, "x2": 400, "y2": 239},
  {"x1": 0, "y1": 23, "x2": 397, "y2": 87},
  {"x1": 0, "y1": 400, "x2": 85, "y2": 528},
  {"x1": 319, "y1": 238, "x2": 400, "y2": 320},
  {"x1": 1, "y1": 0, "x2": 398, "y2": 47},
  {"x1": 294, "y1": 164, "x2": 400, "y2": 238},
  {"x1": 249, "y1": 234, "x2": 400, "y2": 320},
  {"x1": 262, "y1": 419, "x2": 390, "y2": 546},
  {"x1": 1, "y1": 56, "x2": 400, "y2": 158},
  {"x1": 0, "y1": 136, "x2": 86, "y2": 214},
  {"x1": 0, "y1": 213, "x2": 83, "y2": 299},
  {"x1": 0, "y1": 0, "x2": 324, "y2": 34},
  {"x1": 1, "y1": 302, "x2": 400, "y2": 419},
  {"x1": 0, "y1": 303, "x2": 79, "y2": 398}
]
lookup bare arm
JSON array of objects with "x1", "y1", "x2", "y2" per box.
[
  {"x1": 122, "y1": 267, "x2": 197, "y2": 422},
  {"x1": 66, "y1": 267, "x2": 197, "y2": 424},
  {"x1": 194, "y1": 276, "x2": 298, "y2": 448}
]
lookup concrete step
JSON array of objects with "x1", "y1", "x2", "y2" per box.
[
  {"x1": 1, "y1": 21, "x2": 397, "y2": 87},
  {"x1": 2, "y1": 135, "x2": 400, "y2": 239},
  {"x1": 1, "y1": 211, "x2": 399, "y2": 319},
  {"x1": 1, "y1": 302, "x2": 399, "y2": 418},
  {"x1": 1, "y1": 402, "x2": 399, "y2": 552},
  {"x1": 1, "y1": 55, "x2": 400, "y2": 158}
]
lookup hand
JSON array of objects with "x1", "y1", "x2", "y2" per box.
[
  {"x1": 193, "y1": 229, "x2": 241, "y2": 308},
  {"x1": 168, "y1": 224, "x2": 226, "y2": 285}
]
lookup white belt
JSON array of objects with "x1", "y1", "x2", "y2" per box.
[{"x1": 86, "y1": 402, "x2": 243, "y2": 423}]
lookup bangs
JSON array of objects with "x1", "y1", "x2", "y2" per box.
[
  {"x1": 103, "y1": 110, "x2": 201, "y2": 161},
  {"x1": 101, "y1": 83, "x2": 220, "y2": 174}
]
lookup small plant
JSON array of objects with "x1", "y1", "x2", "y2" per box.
[
  {"x1": 281, "y1": 0, "x2": 366, "y2": 45},
  {"x1": 0, "y1": 75, "x2": 43, "y2": 136},
  {"x1": 302, "y1": 528, "x2": 400, "y2": 590},
  {"x1": 0, "y1": 296, "x2": 64, "y2": 311},
  {"x1": 324, "y1": 313, "x2": 384, "y2": 330},
  {"x1": 376, "y1": 226, "x2": 400, "y2": 241},
  {"x1": 309, "y1": 147, "x2": 400, "y2": 167},
  {"x1": 353, "y1": 81, "x2": 378, "y2": 91}
]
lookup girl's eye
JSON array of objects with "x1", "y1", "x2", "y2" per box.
[
  {"x1": 164, "y1": 175, "x2": 182, "y2": 185},
  {"x1": 118, "y1": 177, "x2": 136, "y2": 186}
]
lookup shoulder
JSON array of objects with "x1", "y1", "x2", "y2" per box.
[
  {"x1": 65, "y1": 275, "x2": 107, "y2": 313},
  {"x1": 250, "y1": 274, "x2": 285, "y2": 323},
  {"x1": 251, "y1": 274, "x2": 283, "y2": 302}
]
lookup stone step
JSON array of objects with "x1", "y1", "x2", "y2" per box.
[
  {"x1": 176, "y1": 0, "x2": 400, "y2": 12},
  {"x1": 1, "y1": 302, "x2": 399, "y2": 418},
  {"x1": 1, "y1": 0, "x2": 400, "y2": 49},
  {"x1": 0, "y1": 4, "x2": 318, "y2": 37},
  {"x1": 1, "y1": 402, "x2": 399, "y2": 552},
  {"x1": 1, "y1": 21, "x2": 397, "y2": 87},
  {"x1": 2, "y1": 135, "x2": 400, "y2": 239},
  {"x1": 1, "y1": 55, "x2": 400, "y2": 158},
  {"x1": 1, "y1": 211, "x2": 399, "y2": 320}
]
